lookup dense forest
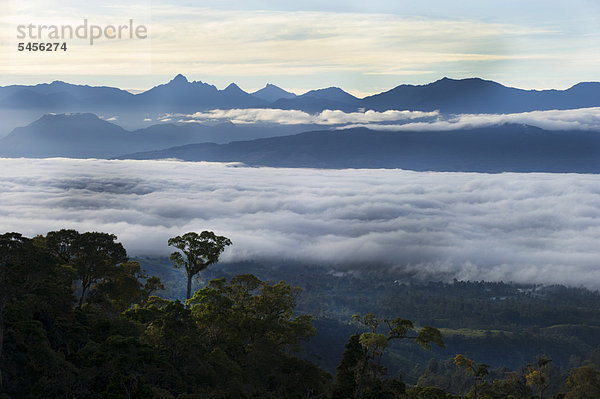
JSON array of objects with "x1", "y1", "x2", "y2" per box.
[{"x1": 1, "y1": 230, "x2": 600, "y2": 398}]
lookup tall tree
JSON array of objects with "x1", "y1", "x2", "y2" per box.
[
  {"x1": 168, "y1": 231, "x2": 232, "y2": 301},
  {"x1": 526, "y1": 357, "x2": 552, "y2": 399}
]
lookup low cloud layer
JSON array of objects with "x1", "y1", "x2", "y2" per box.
[
  {"x1": 0, "y1": 158, "x2": 598, "y2": 287},
  {"x1": 343, "y1": 107, "x2": 600, "y2": 131},
  {"x1": 169, "y1": 107, "x2": 600, "y2": 132},
  {"x1": 175, "y1": 109, "x2": 439, "y2": 125}
]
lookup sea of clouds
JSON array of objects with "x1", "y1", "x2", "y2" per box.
[{"x1": 0, "y1": 158, "x2": 598, "y2": 287}]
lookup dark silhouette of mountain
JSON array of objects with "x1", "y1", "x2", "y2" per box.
[
  {"x1": 133, "y1": 75, "x2": 268, "y2": 111},
  {"x1": 118, "y1": 124, "x2": 600, "y2": 173},
  {"x1": 362, "y1": 77, "x2": 600, "y2": 113},
  {"x1": 0, "y1": 113, "x2": 242, "y2": 158},
  {"x1": 251, "y1": 83, "x2": 297, "y2": 102},
  {"x1": 271, "y1": 86, "x2": 360, "y2": 112},
  {"x1": 3, "y1": 112, "x2": 599, "y2": 173},
  {"x1": 130, "y1": 121, "x2": 237, "y2": 149},
  {"x1": 0, "y1": 113, "x2": 131, "y2": 158},
  {"x1": 0, "y1": 113, "x2": 321, "y2": 158},
  {"x1": 301, "y1": 87, "x2": 358, "y2": 103},
  {"x1": 270, "y1": 96, "x2": 357, "y2": 112},
  {"x1": 1, "y1": 75, "x2": 599, "y2": 116},
  {"x1": 0, "y1": 81, "x2": 134, "y2": 109},
  {"x1": 0, "y1": 75, "x2": 268, "y2": 112},
  {"x1": 131, "y1": 121, "x2": 311, "y2": 146},
  {"x1": 133, "y1": 74, "x2": 217, "y2": 108}
]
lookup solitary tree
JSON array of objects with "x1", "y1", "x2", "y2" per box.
[{"x1": 168, "y1": 231, "x2": 232, "y2": 301}]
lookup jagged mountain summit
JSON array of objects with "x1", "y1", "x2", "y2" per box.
[{"x1": 133, "y1": 75, "x2": 268, "y2": 110}]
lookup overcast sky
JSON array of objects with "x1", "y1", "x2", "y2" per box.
[
  {"x1": 1, "y1": 0, "x2": 599, "y2": 95},
  {"x1": 1, "y1": 158, "x2": 598, "y2": 288}
]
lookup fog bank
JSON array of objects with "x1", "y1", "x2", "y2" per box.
[{"x1": 0, "y1": 158, "x2": 598, "y2": 287}]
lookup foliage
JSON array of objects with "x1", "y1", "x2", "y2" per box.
[
  {"x1": 331, "y1": 313, "x2": 444, "y2": 398},
  {"x1": 43, "y1": 229, "x2": 130, "y2": 308},
  {"x1": 3, "y1": 230, "x2": 600, "y2": 399},
  {"x1": 168, "y1": 231, "x2": 231, "y2": 301},
  {"x1": 453, "y1": 354, "x2": 489, "y2": 399},
  {"x1": 565, "y1": 365, "x2": 600, "y2": 399},
  {"x1": 332, "y1": 334, "x2": 364, "y2": 399},
  {"x1": 525, "y1": 357, "x2": 552, "y2": 399}
]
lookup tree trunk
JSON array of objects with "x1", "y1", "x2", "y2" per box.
[
  {"x1": 354, "y1": 349, "x2": 369, "y2": 399},
  {"x1": 186, "y1": 274, "x2": 192, "y2": 304},
  {"x1": 78, "y1": 284, "x2": 88, "y2": 308}
]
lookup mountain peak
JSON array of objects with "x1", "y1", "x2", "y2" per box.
[
  {"x1": 169, "y1": 74, "x2": 189, "y2": 84},
  {"x1": 300, "y1": 87, "x2": 358, "y2": 103},
  {"x1": 251, "y1": 83, "x2": 297, "y2": 102},
  {"x1": 433, "y1": 77, "x2": 495, "y2": 86},
  {"x1": 224, "y1": 83, "x2": 243, "y2": 92},
  {"x1": 34, "y1": 112, "x2": 107, "y2": 126}
]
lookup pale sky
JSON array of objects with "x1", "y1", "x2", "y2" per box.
[{"x1": 1, "y1": 0, "x2": 599, "y2": 96}]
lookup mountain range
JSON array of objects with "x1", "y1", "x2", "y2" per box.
[
  {"x1": 1, "y1": 75, "x2": 599, "y2": 173},
  {"x1": 2, "y1": 75, "x2": 599, "y2": 115},
  {"x1": 117, "y1": 124, "x2": 600, "y2": 173},
  {"x1": 0, "y1": 113, "x2": 314, "y2": 158},
  {"x1": 1, "y1": 111, "x2": 597, "y2": 173}
]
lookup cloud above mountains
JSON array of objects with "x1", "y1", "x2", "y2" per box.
[
  {"x1": 171, "y1": 107, "x2": 600, "y2": 131},
  {"x1": 343, "y1": 107, "x2": 600, "y2": 131},
  {"x1": 0, "y1": 158, "x2": 598, "y2": 288},
  {"x1": 176, "y1": 109, "x2": 439, "y2": 125}
]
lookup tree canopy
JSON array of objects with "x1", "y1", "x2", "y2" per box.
[
  {"x1": 168, "y1": 231, "x2": 232, "y2": 301},
  {"x1": 2, "y1": 229, "x2": 600, "y2": 399}
]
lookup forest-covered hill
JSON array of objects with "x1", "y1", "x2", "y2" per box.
[{"x1": 1, "y1": 230, "x2": 599, "y2": 398}]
